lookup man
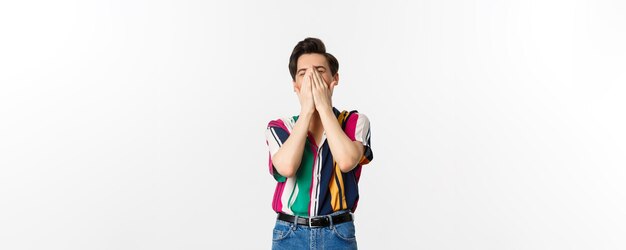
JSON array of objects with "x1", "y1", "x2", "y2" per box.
[{"x1": 265, "y1": 37, "x2": 373, "y2": 249}]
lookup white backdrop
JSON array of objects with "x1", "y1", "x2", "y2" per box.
[{"x1": 1, "y1": 0, "x2": 625, "y2": 249}]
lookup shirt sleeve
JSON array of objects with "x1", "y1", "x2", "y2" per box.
[
  {"x1": 265, "y1": 120, "x2": 289, "y2": 182},
  {"x1": 343, "y1": 112, "x2": 373, "y2": 166}
]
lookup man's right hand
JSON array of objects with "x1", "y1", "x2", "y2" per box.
[
  {"x1": 296, "y1": 66, "x2": 316, "y2": 115},
  {"x1": 273, "y1": 66, "x2": 317, "y2": 178}
]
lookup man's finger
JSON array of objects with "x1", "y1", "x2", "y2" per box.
[
  {"x1": 311, "y1": 69, "x2": 317, "y2": 88},
  {"x1": 304, "y1": 69, "x2": 310, "y2": 90},
  {"x1": 307, "y1": 68, "x2": 314, "y2": 88},
  {"x1": 313, "y1": 69, "x2": 323, "y2": 90},
  {"x1": 309, "y1": 71, "x2": 316, "y2": 90},
  {"x1": 303, "y1": 70, "x2": 311, "y2": 91},
  {"x1": 309, "y1": 66, "x2": 316, "y2": 86},
  {"x1": 310, "y1": 67, "x2": 318, "y2": 88}
]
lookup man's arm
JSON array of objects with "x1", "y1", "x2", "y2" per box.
[
  {"x1": 318, "y1": 109, "x2": 365, "y2": 173},
  {"x1": 270, "y1": 111, "x2": 313, "y2": 178},
  {"x1": 309, "y1": 66, "x2": 364, "y2": 173},
  {"x1": 271, "y1": 67, "x2": 317, "y2": 178}
]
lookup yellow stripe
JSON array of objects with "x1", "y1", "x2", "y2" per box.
[
  {"x1": 337, "y1": 110, "x2": 349, "y2": 126},
  {"x1": 329, "y1": 111, "x2": 349, "y2": 211},
  {"x1": 329, "y1": 162, "x2": 348, "y2": 210}
]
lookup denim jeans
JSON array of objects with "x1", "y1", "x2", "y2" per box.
[{"x1": 271, "y1": 210, "x2": 357, "y2": 250}]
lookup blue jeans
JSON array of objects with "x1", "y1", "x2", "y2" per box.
[{"x1": 271, "y1": 210, "x2": 358, "y2": 250}]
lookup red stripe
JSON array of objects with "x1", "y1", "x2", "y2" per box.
[
  {"x1": 268, "y1": 118, "x2": 291, "y2": 213},
  {"x1": 344, "y1": 113, "x2": 359, "y2": 141},
  {"x1": 273, "y1": 181, "x2": 285, "y2": 212},
  {"x1": 268, "y1": 119, "x2": 289, "y2": 133}
]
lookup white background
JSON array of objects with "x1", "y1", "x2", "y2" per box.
[{"x1": 1, "y1": 0, "x2": 625, "y2": 249}]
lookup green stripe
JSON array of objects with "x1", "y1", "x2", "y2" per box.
[{"x1": 291, "y1": 139, "x2": 314, "y2": 217}]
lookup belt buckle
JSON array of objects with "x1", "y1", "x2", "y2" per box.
[
  {"x1": 307, "y1": 217, "x2": 317, "y2": 228},
  {"x1": 307, "y1": 216, "x2": 329, "y2": 228},
  {"x1": 306, "y1": 217, "x2": 319, "y2": 228}
]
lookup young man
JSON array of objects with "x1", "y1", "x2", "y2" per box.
[{"x1": 265, "y1": 37, "x2": 374, "y2": 249}]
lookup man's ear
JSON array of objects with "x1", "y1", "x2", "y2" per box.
[
  {"x1": 293, "y1": 80, "x2": 298, "y2": 92},
  {"x1": 331, "y1": 73, "x2": 339, "y2": 86}
]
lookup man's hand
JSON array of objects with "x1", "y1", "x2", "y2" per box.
[
  {"x1": 296, "y1": 67, "x2": 315, "y2": 115},
  {"x1": 311, "y1": 66, "x2": 334, "y2": 114}
]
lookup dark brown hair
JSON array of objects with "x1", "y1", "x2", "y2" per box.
[{"x1": 288, "y1": 37, "x2": 339, "y2": 81}]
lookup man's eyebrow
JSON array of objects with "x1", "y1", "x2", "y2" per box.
[{"x1": 297, "y1": 66, "x2": 327, "y2": 74}]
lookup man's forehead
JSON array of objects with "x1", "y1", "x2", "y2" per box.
[
  {"x1": 297, "y1": 64, "x2": 327, "y2": 72},
  {"x1": 297, "y1": 54, "x2": 328, "y2": 72}
]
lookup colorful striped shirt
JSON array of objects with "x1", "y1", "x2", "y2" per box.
[{"x1": 265, "y1": 106, "x2": 373, "y2": 217}]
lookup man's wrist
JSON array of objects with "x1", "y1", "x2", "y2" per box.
[
  {"x1": 299, "y1": 110, "x2": 315, "y2": 118},
  {"x1": 317, "y1": 106, "x2": 333, "y2": 116}
]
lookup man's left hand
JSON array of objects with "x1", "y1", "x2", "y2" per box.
[{"x1": 311, "y1": 66, "x2": 335, "y2": 114}]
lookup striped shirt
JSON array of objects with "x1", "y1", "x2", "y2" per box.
[{"x1": 265, "y1": 106, "x2": 373, "y2": 217}]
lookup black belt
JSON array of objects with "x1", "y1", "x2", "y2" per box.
[{"x1": 276, "y1": 211, "x2": 353, "y2": 228}]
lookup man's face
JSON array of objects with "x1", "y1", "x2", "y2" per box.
[{"x1": 293, "y1": 53, "x2": 338, "y2": 93}]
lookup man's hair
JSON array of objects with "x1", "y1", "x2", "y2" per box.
[{"x1": 288, "y1": 37, "x2": 339, "y2": 81}]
